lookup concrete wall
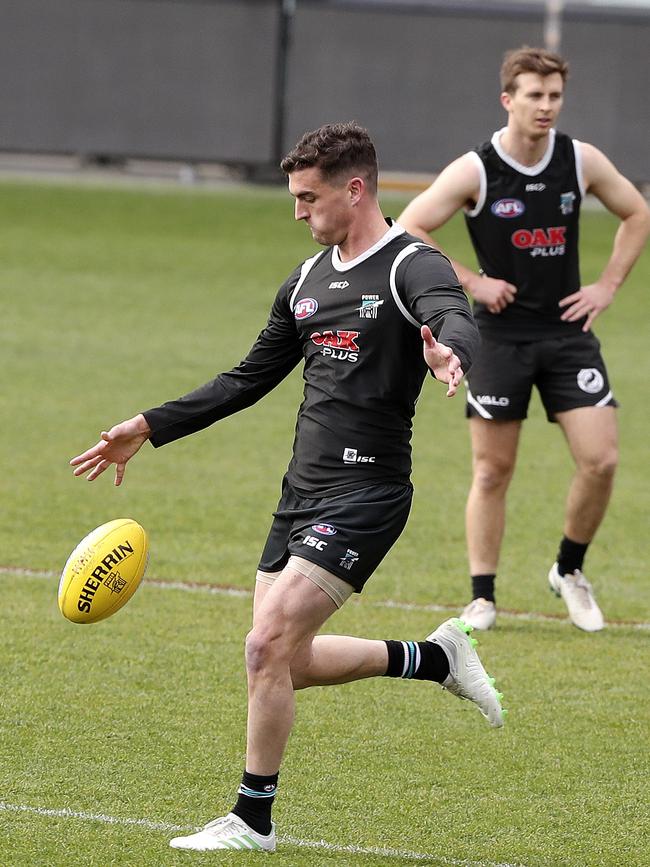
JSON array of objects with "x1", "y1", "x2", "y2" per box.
[{"x1": 1, "y1": 0, "x2": 648, "y2": 180}]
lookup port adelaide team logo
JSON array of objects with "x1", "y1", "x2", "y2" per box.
[
  {"x1": 294, "y1": 297, "x2": 318, "y2": 320},
  {"x1": 491, "y1": 198, "x2": 525, "y2": 218},
  {"x1": 357, "y1": 294, "x2": 384, "y2": 319},
  {"x1": 560, "y1": 191, "x2": 576, "y2": 215}
]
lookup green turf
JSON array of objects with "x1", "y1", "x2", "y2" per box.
[{"x1": 1, "y1": 179, "x2": 649, "y2": 866}]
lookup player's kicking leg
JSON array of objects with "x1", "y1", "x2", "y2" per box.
[{"x1": 170, "y1": 566, "x2": 505, "y2": 851}]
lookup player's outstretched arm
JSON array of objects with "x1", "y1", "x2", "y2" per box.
[
  {"x1": 70, "y1": 414, "x2": 152, "y2": 486},
  {"x1": 421, "y1": 325, "x2": 464, "y2": 398}
]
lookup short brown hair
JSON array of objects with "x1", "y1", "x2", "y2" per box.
[
  {"x1": 500, "y1": 46, "x2": 569, "y2": 94},
  {"x1": 280, "y1": 122, "x2": 378, "y2": 194}
]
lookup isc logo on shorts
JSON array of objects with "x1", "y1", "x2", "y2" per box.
[{"x1": 302, "y1": 535, "x2": 327, "y2": 551}]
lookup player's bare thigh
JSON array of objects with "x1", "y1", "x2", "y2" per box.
[
  {"x1": 253, "y1": 556, "x2": 353, "y2": 677},
  {"x1": 555, "y1": 405, "x2": 618, "y2": 469},
  {"x1": 469, "y1": 417, "x2": 522, "y2": 479}
]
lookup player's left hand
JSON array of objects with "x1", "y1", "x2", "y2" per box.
[
  {"x1": 558, "y1": 282, "x2": 615, "y2": 332},
  {"x1": 421, "y1": 325, "x2": 464, "y2": 397}
]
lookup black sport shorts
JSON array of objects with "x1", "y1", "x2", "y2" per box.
[
  {"x1": 465, "y1": 332, "x2": 618, "y2": 422},
  {"x1": 258, "y1": 478, "x2": 413, "y2": 592}
]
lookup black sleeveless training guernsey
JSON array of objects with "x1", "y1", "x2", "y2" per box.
[{"x1": 464, "y1": 128, "x2": 584, "y2": 342}]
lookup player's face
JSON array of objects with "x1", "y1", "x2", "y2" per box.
[
  {"x1": 288, "y1": 167, "x2": 355, "y2": 247},
  {"x1": 502, "y1": 72, "x2": 564, "y2": 138}
]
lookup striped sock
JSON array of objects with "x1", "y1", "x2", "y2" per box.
[
  {"x1": 231, "y1": 770, "x2": 278, "y2": 836},
  {"x1": 383, "y1": 639, "x2": 449, "y2": 683}
]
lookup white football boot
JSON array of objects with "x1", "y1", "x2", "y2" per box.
[
  {"x1": 548, "y1": 563, "x2": 605, "y2": 632},
  {"x1": 460, "y1": 597, "x2": 497, "y2": 630},
  {"x1": 427, "y1": 617, "x2": 505, "y2": 727},
  {"x1": 169, "y1": 812, "x2": 276, "y2": 851}
]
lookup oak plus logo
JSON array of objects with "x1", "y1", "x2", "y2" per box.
[
  {"x1": 310, "y1": 330, "x2": 360, "y2": 363},
  {"x1": 511, "y1": 226, "x2": 566, "y2": 258},
  {"x1": 491, "y1": 198, "x2": 525, "y2": 218},
  {"x1": 577, "y1": 368, "x2": 604, "y2": 394},
  {"x1": 295, "y1": 298, "x2": 318, "y2": 320}
]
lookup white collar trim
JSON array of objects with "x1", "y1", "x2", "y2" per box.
[
  {"x1": 491, "y1": 127, "x2": 556, "y2": 176},
  {"x1": 331, "y1": 222, "x2": 405, "y2": 272}
]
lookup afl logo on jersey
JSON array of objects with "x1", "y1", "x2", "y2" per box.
[
  {"x1": 294, "y1": 298, "x2": 318, "y2": 320},
  {"x1": 491, "y1": 198, "x2": 525, "y2": 218}
]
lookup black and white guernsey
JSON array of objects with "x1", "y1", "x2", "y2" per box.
[
  {"x1": 143, "y1": 222, "x2": 479, "y2": 496},
  {"x1": 465, "y1": 128, "x2": 584, "y2": 341}
]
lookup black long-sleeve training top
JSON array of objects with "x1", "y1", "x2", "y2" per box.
[{"x1": 143, "y1": 223, "x2": 479, "y2": 497}]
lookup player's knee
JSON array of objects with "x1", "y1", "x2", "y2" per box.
[
  {"x1": 245, "y1": 624, "x2": 286, "y2": 675},
  {"x1": 472, "y1": 456, "x2": 514, "y2": 492},
  {"x1": 581, "y1": 446, "x2": 618, "y2": 481}
]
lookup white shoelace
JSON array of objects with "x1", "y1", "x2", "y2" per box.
[{"x1": 203, "y1": 816, "x2": 239, "y2": 834}]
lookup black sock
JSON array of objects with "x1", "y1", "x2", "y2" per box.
[
  {"x1": 383, "y1": 640, "x2": 450, "y2": 683},
  {"x1": 471, "y1": 574, "x2": 495, "y2": 603},
  {"x1": 231, "y1": 770, "x2": 278, "y2": 836},
  {"x1": 557, "y1": 536, "x2": 589, "y2": 576}
]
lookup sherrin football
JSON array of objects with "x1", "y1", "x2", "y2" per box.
[{"x1": 58, "y1": 518, "x2": 149, "y2": 623}]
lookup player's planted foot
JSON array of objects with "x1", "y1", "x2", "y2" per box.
[
  {"x1": 460, "y1": 597, "x2": 496, "y2": 630},
  {"x1": 169, "y1": 813, "x2": 276, "y2": 851},
  {"x1": 548, "y1": 563, "x2": 604, "y2": 632},
  {"x1": 427, "y1": 617, "x2": 505, "y2": 727}
]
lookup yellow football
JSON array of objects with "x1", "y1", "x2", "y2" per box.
[{"x1": 58, "y1": 518, "x2": 149, "y2": 624}]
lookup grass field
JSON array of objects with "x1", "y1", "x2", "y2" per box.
[{"x1": 1, "y1": 177, "x2": 648, "y2": 866}]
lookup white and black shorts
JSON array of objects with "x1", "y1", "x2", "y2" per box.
[
  {"x1": 465, "y1": 332, "x2": 618, "y2": 422},
  {"x1": 257, "y1": 477, "x2": 413, "y2": 593}
]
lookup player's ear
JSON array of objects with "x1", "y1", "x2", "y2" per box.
[
  {"x1": 348, "y1": 176, "x2": 364, "y2": 206},
  {"x1": 500, "y1": 91, "x2": 512, "y2": 113}
]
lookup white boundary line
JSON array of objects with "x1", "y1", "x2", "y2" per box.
[
  {"x1": 2, "y1": 565, "x2": 648, "y2": 630},
  {"x1": 0, "y1": 801, "x2": 186, "y2": 833},
  {"x1": 0, "y1": 801, "x2": 525, "y2": 866}
]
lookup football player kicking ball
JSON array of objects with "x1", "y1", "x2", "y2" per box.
[
  {"x1": 399, "y1": 46, "x2": 650, "y2": 633},
  {"x1": 71, "y1": 122, "x2": 505, "y2": 853}
]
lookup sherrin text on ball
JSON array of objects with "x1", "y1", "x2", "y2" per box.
[{"x1": 58, "y1": 518, "x2": 148, "y2": 623}]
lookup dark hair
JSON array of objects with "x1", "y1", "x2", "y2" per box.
[
  {"x1": 500, "y1": 46, "x2": 569, "y2": 94},
  {"x1": 280, "y1": 122, "x2": 378, "y2": 194}
]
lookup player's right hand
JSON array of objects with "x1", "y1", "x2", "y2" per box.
[
  {"x1": 70, "y1": 413, "x2": 151, "y2": 486},
  {"x1": 471, "y1": 274, "x2": 517, "y2": 313}
]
